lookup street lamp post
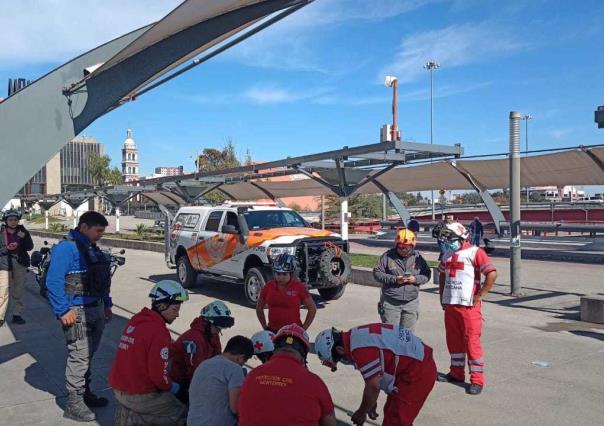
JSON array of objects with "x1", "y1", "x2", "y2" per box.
[
  {"x1": 424, "y1": 60, "x2": 440, "y2": 220},
  {"x1": 383, "y1": 75, "x2": 400, "y2": 221},
  {"x1": 521, "y1": 114, "x2": 532, "y2": 203}
]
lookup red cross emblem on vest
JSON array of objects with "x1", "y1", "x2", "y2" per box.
[
  {"x1": 358, "y1": 323, "x2": 394, "y2": 335},
  {"x1": 445, "y1": 254, "x2": 465, "y2": 278}
]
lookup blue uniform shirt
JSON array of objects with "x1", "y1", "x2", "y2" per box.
[{"x1": 46, "y1": 229, "x2": 112, "y2": 317}]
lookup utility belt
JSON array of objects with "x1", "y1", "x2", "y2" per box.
[{"x1": 65, "y1": 272, "x2": 110, "y2": 298}]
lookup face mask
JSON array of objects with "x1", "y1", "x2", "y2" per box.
[{"x1": 445, "y1": 240, "x2": 460, "y2": 251}]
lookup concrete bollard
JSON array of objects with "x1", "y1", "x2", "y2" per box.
[
  {"x1": 432, "y1": 267, "x2": 439, "y2": 285},
  {"x1": 580, "y1": 296, "x2": 604, "y2": 324}
]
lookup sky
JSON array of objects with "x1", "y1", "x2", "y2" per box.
[{"x1": 1, "y1": 0, "x2": 603, "y2": 192}]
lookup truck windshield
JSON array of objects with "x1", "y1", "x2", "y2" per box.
[{"x1": 243, "y1": 210, "x2": 307, "y2": 230}]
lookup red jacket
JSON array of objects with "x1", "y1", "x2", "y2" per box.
[
  {"x1": 170, "y1": 317, "x2": 222, "y2": 383},
  {"x1": 109, "y1": 308, "x2": 173, "y2": 394}
]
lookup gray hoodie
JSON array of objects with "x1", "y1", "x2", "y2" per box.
[{"x1": 373, "y1": 248, "x2": 431, "y2": 302}]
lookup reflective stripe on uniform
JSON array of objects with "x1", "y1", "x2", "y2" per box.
[
  {"x1": 468, "y1": 358, "x2": 484, "y2": 365},
  {"x1": 362, "y1": 365, "x2": 383, "y2": 379},
  {"x1": 359, "y1": 358, "x2": 381, "y2": 373},
  {"x1": 469, "y1": 366, "x2": 484, "y2": 372},
  {"x1": 450, "y1": 353, "x2": 466, "y2": 359}
]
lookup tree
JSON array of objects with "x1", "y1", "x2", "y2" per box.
[
  {"x1": 288, "y1": 202, "x2": 302, "y2": 212},
  {"x1": 107, "y1": 167, "x2": 124, "y2": 185},
  {"x1": 88, "y1": 153, "x2": 111, "y2": 186},
  {"x1": 349, "y1": 194, "x2": 382, "y2": 219},
  {"x1": 459, "y1": 192, "x2": 482, "y2": 205},
  {"x1": 88, "y1": 153, "x2": 122, "y2": 186},
  {"x1": 196, "y1": 138, "x2": 242, "y2": 204}
]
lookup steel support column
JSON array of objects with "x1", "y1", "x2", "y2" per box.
[
  {"x1": 509, "y1": 111, "x2": 522, "y2": 296},
  {"x1": 340, "y1": 197, "x2": 349, "y2": 240},
  {"x1": 448, "y1": 162, "x2": 506, "y2": 236}
]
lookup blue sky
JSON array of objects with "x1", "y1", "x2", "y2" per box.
[{"x1": 1, "y1": 0, "x2": 603, "y2": 191}]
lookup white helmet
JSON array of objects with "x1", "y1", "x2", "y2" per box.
[
  {"x1": 251, "y1": 330, "x2": 275, "y2": 355},
  {"x1": 149, "y1": 280, "x2": 189, "y2": 304},
  {"x1": 200, "y1": 300, "x2": 235, "y2": 328},
  {"x1": 444, "y1": 222, "x2": 469, "y2": 240},
  {"x1": 315, "y1": 328, "x2": 337, "y2": 369}
]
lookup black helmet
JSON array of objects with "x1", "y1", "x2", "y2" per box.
[
  {"x1": 272, "y1": 253, "x2": 296, "y2": 273},
  {"x1": 3, "y1": 210, "x2": 21, "y2": 221}
]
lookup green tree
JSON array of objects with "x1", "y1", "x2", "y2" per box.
[
  {"x1": 288, "y1": 202, "x2": 302, "y2": 212},
  {"x1": 196, "y1": 138, "x2": 242, "y2": 204},
  {"x1": 459, "y1": 192, "x2": 482, "y2": 204},
  {"x1": 107, "y1": 167, "x2": 124, "y2": 185},
  {"x1": 88, "y1": 153, "x2": 123, "y2": 186},
  {"x1": 349, "y1": 194, "x2": 382, "y2": 219}
]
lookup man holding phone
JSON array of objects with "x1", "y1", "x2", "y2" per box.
[{"x1": 373, "y1": 229, "x2": 431, "y2": 331}]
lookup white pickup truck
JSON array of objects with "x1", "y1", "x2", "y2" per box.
[{"x1": 167, "y1": 204, "x2": 351, "y2": 306}]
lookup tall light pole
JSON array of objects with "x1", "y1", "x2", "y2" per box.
[
  {"x1": 521, "y1": 114, "x2": 532, "y2": 203},
  {"x1": 424, "y1": 60, "x2": 440, "y2": 220},
  {"x1": 383, "y1": 75, "x2": 400, "y2": 221}
]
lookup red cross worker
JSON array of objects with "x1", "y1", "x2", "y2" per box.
[
  {"x1": 315, "y1": 323, "x2": 436, "y2": 426},
  {"x1": 436, "y1": 222, "x2": 497, "y2": 395}
]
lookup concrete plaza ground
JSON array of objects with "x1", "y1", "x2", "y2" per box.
[{"x1": 0, "y1": 236, "x2": 603, "y2": 425}]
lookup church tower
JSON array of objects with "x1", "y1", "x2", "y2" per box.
[{"x1": 121, "y1": 129, "x2": 139, "y2": 182}]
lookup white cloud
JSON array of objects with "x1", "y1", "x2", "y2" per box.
[
  {"x1": 380, "y1": 23, "x2": 531, "y2": 83},
  {"x1": 224, "y1": 0, "x2": 438, "y2": 72},
  {"x1": 550, "y1": 128, "x2": 573, "y2": 140},
  {"x1": 0, "y1": 0, "x2": 179, "y2": 66}
]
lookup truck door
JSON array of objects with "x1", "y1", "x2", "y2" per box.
[
  {"x1": 209, "y1": 210, "x2": 245, "y2": 276},
  {"x1": 194, "y1": 210, "x2": 226, "y2": 271}
]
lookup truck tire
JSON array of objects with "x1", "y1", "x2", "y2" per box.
[
  {"x1": 318, "y1": 285, "x2": 347, "y2": 301},
  {"x1": 318, "y1": 248, "x2": 352, "y2": 287},
  {"x1": 177, "y1": 254, "x2": 198, "y2": 289},
  {"x1": 244, "y1": 267, "x2": 269, "y2": 307}
]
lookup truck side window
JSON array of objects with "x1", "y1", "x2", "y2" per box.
[
  {"x1": 205, "y1": 211, "x2": 223, "y2": 232},
  {"x1": 225, "y1": 212, "x2": 239, "y2": 231},
  {"x1": 184, "y1": 214, "x2": 200, "y2": 229}
]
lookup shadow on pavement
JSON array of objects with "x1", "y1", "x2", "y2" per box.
[
  {"x1": 0, "y1": 274, "x2": 129, "y2": 425},
  {"x1": 146, "y1": 273, "x2": 333, "y2": 310}
]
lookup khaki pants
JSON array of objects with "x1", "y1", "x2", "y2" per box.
[
  {"x1": 114, "y1": 389, "x2": 187, "y2": 426},
  {"x1": 64, "y1": 304, "x2": 106, "y2": 394},
  {"x1": 0, "y1": 262, "x2": 28, "y2": 321}
]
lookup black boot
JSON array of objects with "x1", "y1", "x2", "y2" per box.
[
  {"x1": 84, "y1": 389, "x2": 109, "y2": 407},
  {"x1": 467, "y1": 383, "x2": 483, "y2": 395},
  {"x1": 64, "y1": 392, "x2": 96, "y2": 422},
  {"x1": 0, "y1": 319, "x2": 4, "y2": 328},
  {"x1": 437, "y1": 373, "x2": 465, "y2": 383}
]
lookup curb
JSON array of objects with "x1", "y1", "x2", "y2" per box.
[{"x1": 30, "y1": 230, "x2": 165, "y2": 253}]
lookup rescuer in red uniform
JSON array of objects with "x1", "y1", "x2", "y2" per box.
[
  {"x1": 436, "y1": 222, "x2": 497, "y2": 395},
  {"x1": 315, "y1": 323, "x2": 436, "y2": 426}
]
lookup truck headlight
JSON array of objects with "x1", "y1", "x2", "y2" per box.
[{"x1": 266, "y1": 246, "x2": 296, "y2": 259}]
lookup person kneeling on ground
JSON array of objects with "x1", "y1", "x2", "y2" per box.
[
  {"x1": 238, "y1": 324, "x2": 336, "y2": 426},
  {"x1": 109, "y1": 280, "x2": 189, "y2": 425},
  {"x1": 187, "y1": 335, "x2": 254, "y2": 426},
  {"x1": 170, "y1": 300, "x2": 234, "y2": 402},
  {"x1": 315, "y1": 323, "x2": 436, "y2": 426},
  {"x1": 250, "y1": 330, "x2": 275, "y2": 364}
]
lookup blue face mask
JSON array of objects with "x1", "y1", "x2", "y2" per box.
[{"x1": 444, "y1": 240, "x2": 460, "y2": 251}]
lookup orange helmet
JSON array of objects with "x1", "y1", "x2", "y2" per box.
[
  {"x1": 394, "y1": 229, "x2": 416, "y2": 247},
  {"x1": 395, "y1": 229, "x2": 416, "y2": 247}
]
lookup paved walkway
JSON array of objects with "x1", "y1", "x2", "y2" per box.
[{"x1": 1, "y1": 237, "x2": 603, "y2": 425}]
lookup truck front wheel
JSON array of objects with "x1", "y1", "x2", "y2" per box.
[
  {"x1": 318, "y1": 285, "x2": 347, "y2": 301},
  {"x1": 177, "y1": 255, "x2": 198, "y2": 289},
  {"x1": 244, "y1": 267, "x2": 269, "y2": 307}
]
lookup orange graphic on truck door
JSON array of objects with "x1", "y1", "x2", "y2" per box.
[{"x1": 187, "y1": 234, "x2": 240, "y2": 270}]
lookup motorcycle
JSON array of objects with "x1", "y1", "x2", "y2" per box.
[{"x1": 30, "y1": 240, "x2": 126, "y2": 299}]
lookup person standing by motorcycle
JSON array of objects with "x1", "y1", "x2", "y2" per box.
[
  {"x1": 0, "y1": 210, "x2": 34, "y2": 327},
  {"x1": 45, "y1": 211, "x2": 113, "y2": 422}
]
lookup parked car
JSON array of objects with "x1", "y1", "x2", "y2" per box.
[{"x1": 167, "y1": 204, "x2": 351, "y2": 306}]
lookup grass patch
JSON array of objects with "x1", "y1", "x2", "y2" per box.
[
  {"x1": 28, "y1": 214, "x2": 63, "y2": 224},
  {"x1": 349, "y1": 253, "x2": 438, "y2": 269}
]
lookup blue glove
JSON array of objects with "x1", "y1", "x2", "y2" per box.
[
  {"x1": 242, "y1": 367, "x2": 248, "y2": 377},
  {"x1": 170, "y1": 382, "x2": 181, "y2": 395}
]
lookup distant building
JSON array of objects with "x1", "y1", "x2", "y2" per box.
[
  {"x1": 154, "y1": 166, "x2": 184, "y2": 177},
  {"x1": 61, "y1": 136, "x2": 105, "y2": 190},
  {"x1": 121, "y1": 129, "x2": 139, "y2": 182},
  {"x1": 19, "y1": 136, "x2": 104, "y2": 195}
]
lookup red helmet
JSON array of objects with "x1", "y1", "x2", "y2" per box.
[
  {"x1": 274, "y1": 324, "x2": 310, "y2": 350},
  {"x1": 395, "y1": 229, "x2": 416, "y2": 247}
]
